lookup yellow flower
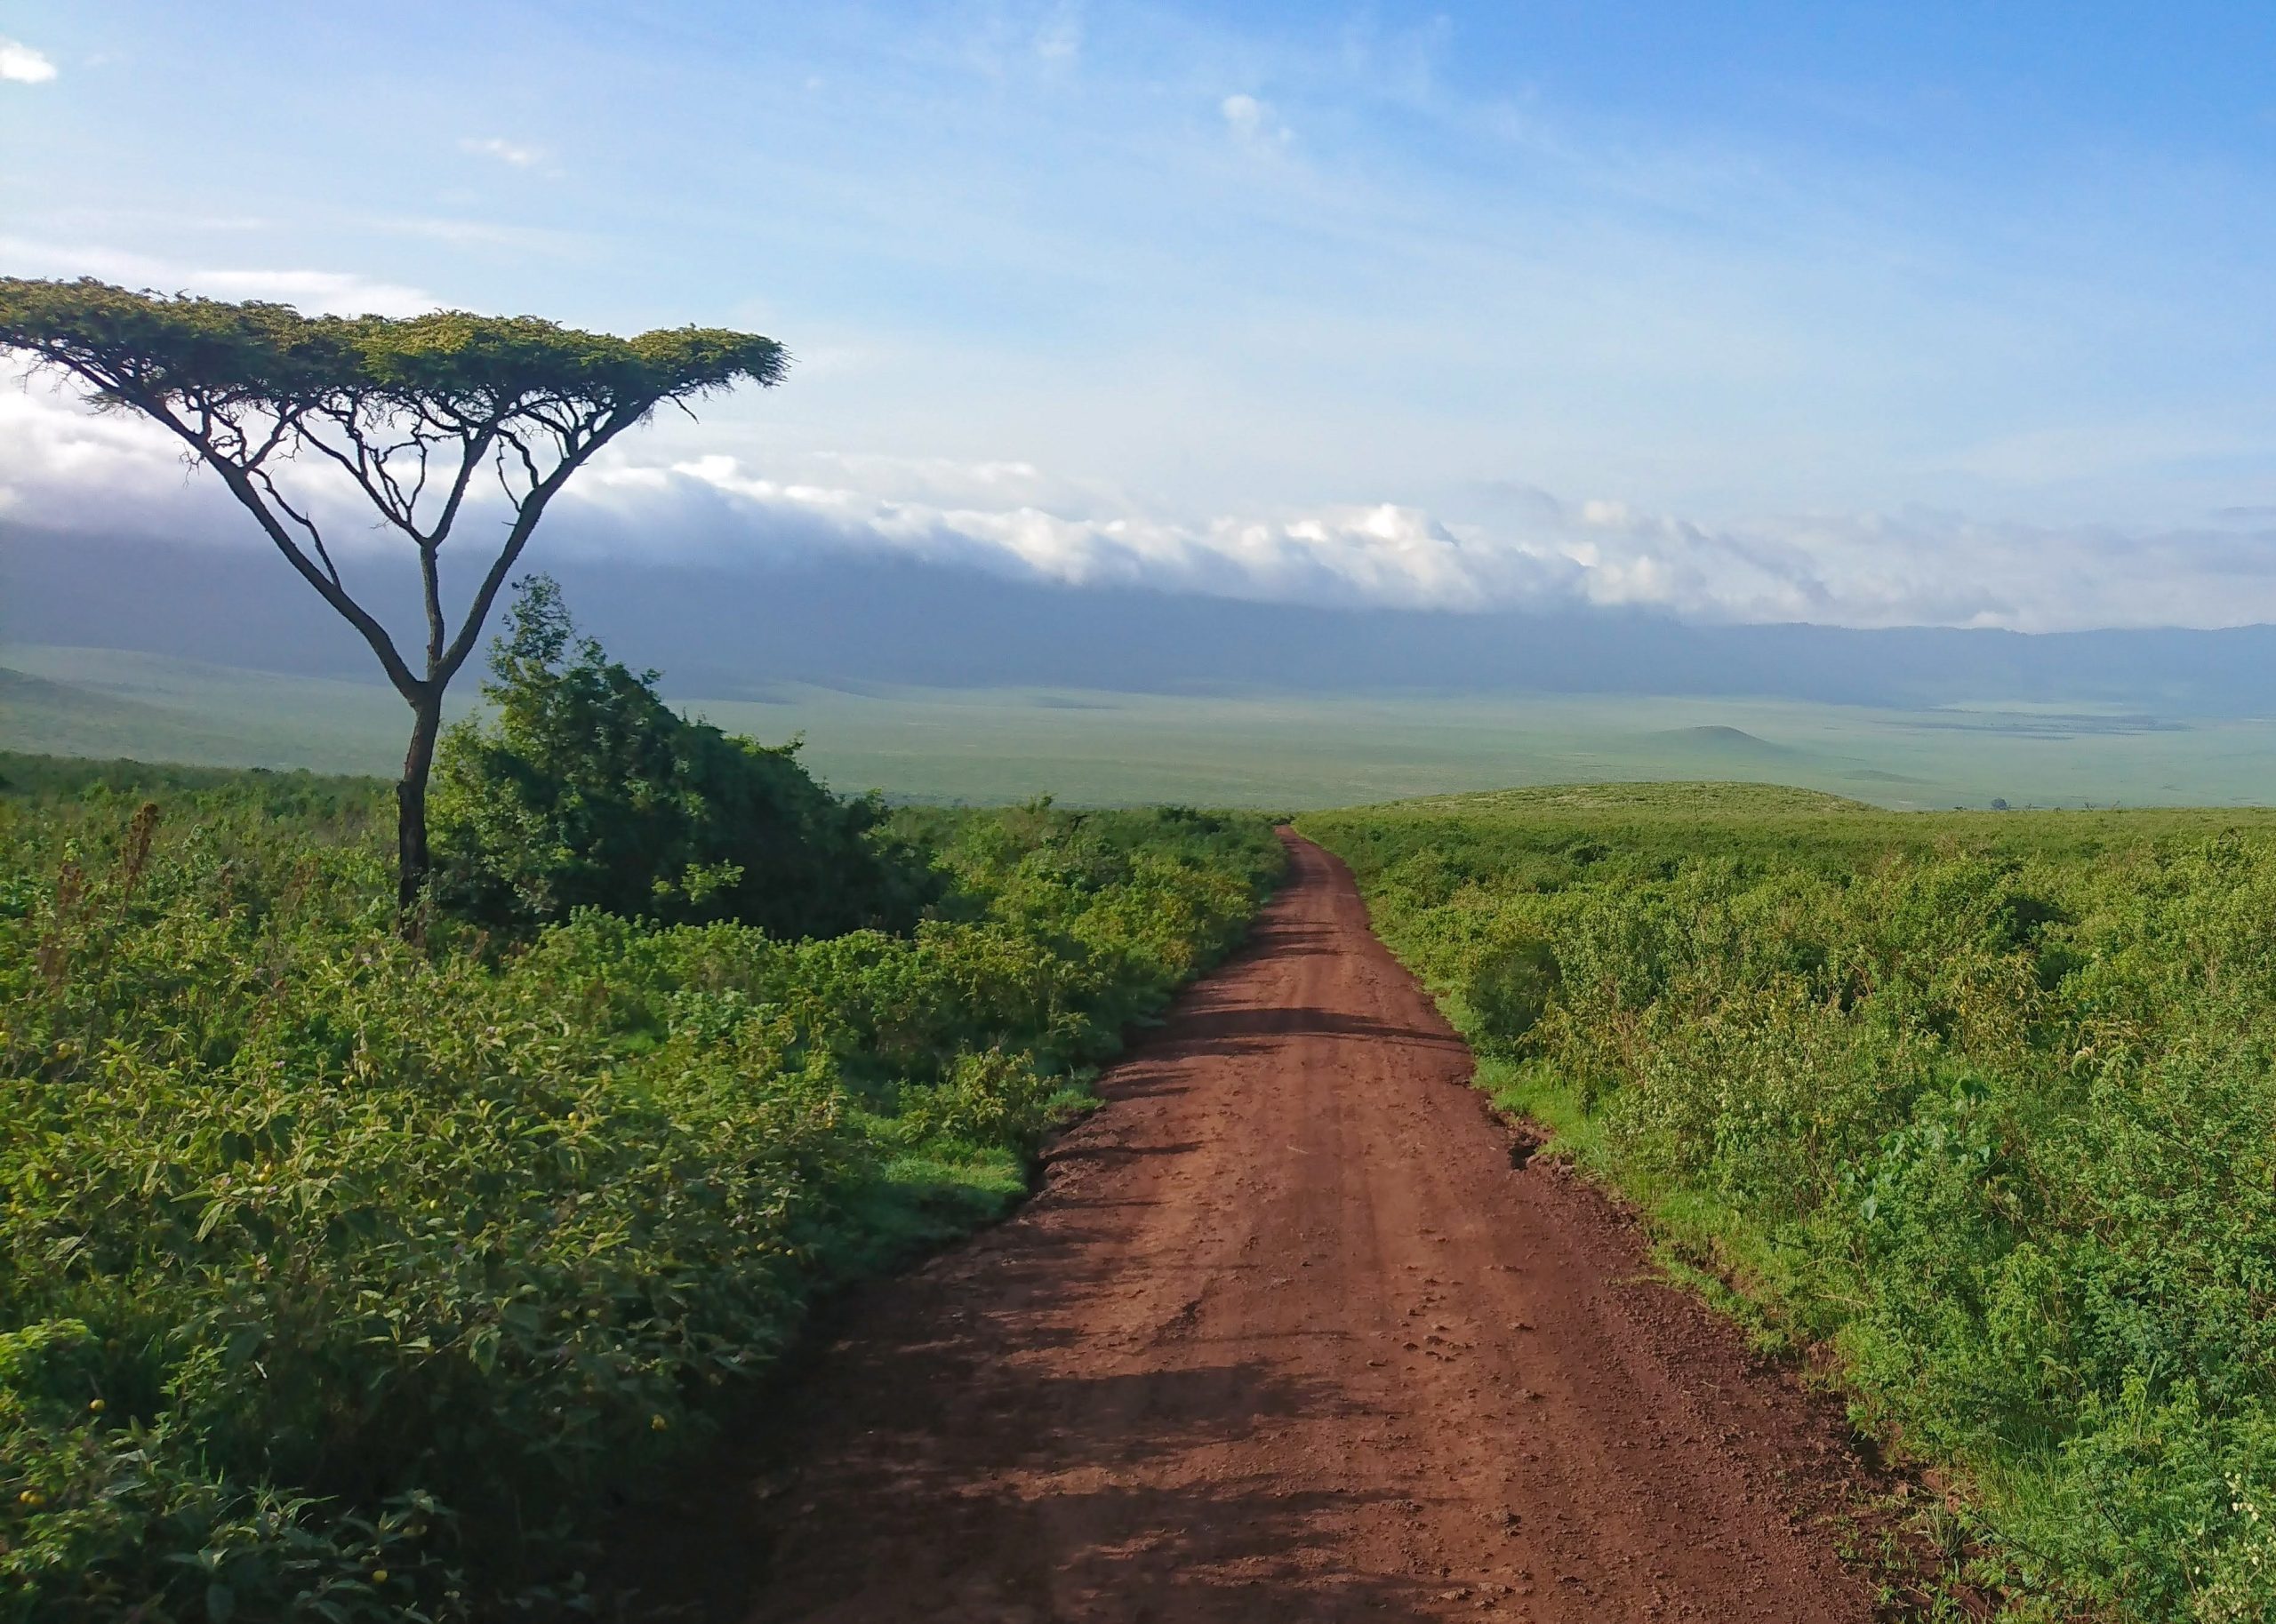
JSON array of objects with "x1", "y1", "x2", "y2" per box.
[{"x1": 650, "y1": 1412, "x2": 669, "y2": 1431}]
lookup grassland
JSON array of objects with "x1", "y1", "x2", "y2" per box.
[
  {"x1": 1303, "y1": 784, "x2": 2276, "y2": 1620},
  {"x1": 10, "y1": 642, "x2": 2276, "y2": 810}
]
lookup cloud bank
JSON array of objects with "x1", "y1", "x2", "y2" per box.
[
  {"x1": 565, "y1": 452, "x2": 2276, "y2": 632},
  {"x1": 6, "y1": 388, "x2": 2276, "y2": 635}
]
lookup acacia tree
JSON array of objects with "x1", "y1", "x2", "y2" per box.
[{"x1": 0, "y1": 276, "x2": 787, "y2": 926}]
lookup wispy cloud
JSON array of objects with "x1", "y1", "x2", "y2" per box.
[
  {"x1": 357, "y1": 213, "x2": 592, "y2": 255},
  {"x1": 458, "y1": 136, "x2": 546, "y2": 169},
  {"x1": 1034, "y1": 3, "x2": 1082, "y2": 64},
  {"x1": 1220, "y1": 92, "x2": 1293, "y2": 155},
  {"x1": 0, "y1": 236, "x2": 437, "y2": 316},
  {"x1": 0, "y1": 36, "x2": 57, "y2": 84}
]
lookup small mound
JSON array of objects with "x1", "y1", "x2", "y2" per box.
[{"x1": 1650, "y1": 724, "x2": 1791, "y2": 754}]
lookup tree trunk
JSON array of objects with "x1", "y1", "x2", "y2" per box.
[{"x1": 397, "y1": 689, "x2": 443, "y2": 935}]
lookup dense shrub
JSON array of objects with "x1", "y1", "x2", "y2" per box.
[
  {"x1": 430, "y1": 577, "x2": 934, "y2": 937},
  {"x1": 1460, "y1": 931, "x2": 1559, "y2": 1052},
  {"x1": 0, "y1": 764, "x2": 1281, "y2": 1620},
  {"x1": 1305, "y1": 785, "x2": 2276, "y2": 1620}
]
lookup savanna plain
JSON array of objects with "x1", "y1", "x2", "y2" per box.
[
  {"x1": 12, "y1": 639, "x2": 2276, "y2": 812},
  {"x1": 8, "y1": 634, "x2": 2276, "y2": 1621}
]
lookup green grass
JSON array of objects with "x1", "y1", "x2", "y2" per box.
[
  {"x1": 12, "y1": 643, "x2": 2276, "y2": 809},
  {"x1": 1303, "y1": 782, "x2": 2276, "y2": 1620}
]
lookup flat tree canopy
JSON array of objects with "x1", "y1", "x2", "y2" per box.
[{"x1": 0, "y1": 276, "x2": 789, "y2": 923}]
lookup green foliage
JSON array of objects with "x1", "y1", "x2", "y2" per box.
[
  {"x1": 0, "y1": 276, "x2": 787, "y2": 417},
  {"x1": 429, "y1": 578, "x2": 931, "y2": 936},
  {"x1": 1303, "y1": 785, "x2": 2276, "y2": 1620},
  {"x1": 0, "y1": 761, "x2": 1282, "y2": 1620},
  {"x1": 1460, "y1": 932, "x2": 1560, "y2": 1053}
]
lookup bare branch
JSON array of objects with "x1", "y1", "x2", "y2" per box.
[
  {"x1": 428, "y1": 421, "x2": 498, "y2": 549},
  {"x1": 298, "y1": 404, "x2": 423, "y2": 540},
  {"x1": 244, "y1": 412, "x2": 296, "y2": 470},
  {"x1": 246, "y1": 464, "x2": 344, "y2": 589},
  {"x1": 437, "y1": 402, "x2": 647, "y2": 684},
  {"x1": 77, "y1": 378, "x2": 426, "y2": 699}
]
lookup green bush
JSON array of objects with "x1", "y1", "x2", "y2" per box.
[
  {"x1": 430, "y1": 577, "x2": 934, "y2": 936},
  {"x1": 0, "y1": 763, "x2": 1283, "y2": 1620},
  {"x1": 1460, "y1": 932, "x2": 1559, "y2": 1052},
  {"x1": 894, "y1": 1046, "x2": 1063, "y2": 1152}
]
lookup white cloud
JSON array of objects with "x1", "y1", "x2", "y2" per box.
[
  {"x1": 1221, "y1": 93, "x2": 1292, "y2": 155},
  {"x1": 187, "y1": 268, "x2": 437, "y2": 316},
  {"x1": 9, "y1": 387, "x2": 2276, "y2": 635},
  {"x1": 459, "y1": 136, "x2": 546, "y2": 169},
  {"x1": 557, "y1": 447, "x2": 2276, "y2": 633},
  {"x1": 0, "y1": 390, "x2": 227, "y2": 534},
  {"x1": 0, "y1": 236, "x2": 437, "y2": 316},
  {"x1": 0, "y1": 37, "x2": 56, "y2": 84}
]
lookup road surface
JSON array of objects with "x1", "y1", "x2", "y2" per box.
[{"x1": 616, "y1": 831, "x2": 1880, "y2": 1622}]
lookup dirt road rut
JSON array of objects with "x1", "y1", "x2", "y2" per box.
[{"x1": 632, "y1": 832, "x2": 1879, "y2": 1621}]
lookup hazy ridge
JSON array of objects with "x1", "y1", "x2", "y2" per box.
[{"x1": 12, "y1": 525, "x2": 2276, "y2": 716}]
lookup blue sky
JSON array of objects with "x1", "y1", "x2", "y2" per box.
[{"x1": 8, "y1": 2, "x2": 2276, "y2": 629}]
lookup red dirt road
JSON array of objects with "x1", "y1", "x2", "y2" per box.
[{"x1": 625, "y1": 833, "x2": 1880, "y2": 1621}]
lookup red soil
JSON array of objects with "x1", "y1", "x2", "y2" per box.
[{"x1": 612, "y1": 832, "x2": 1882, "y2": 1621}]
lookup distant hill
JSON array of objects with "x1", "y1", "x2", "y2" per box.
[
  {"x1": 0, "y1": 664, "x2": 257, "y2": 763},
  {"x1": 1647, "y1": 724, "x2": 1795, "y2": 756},
  {"x1": 10, "y1": 524, "x2": 2276, "y2": 717},
  {"x1": 1357, "y1": 781, "x2": 1876, "y2": 819},
  {"x1": 0, "y1": 652, "x2": 453, "y2": 773}
]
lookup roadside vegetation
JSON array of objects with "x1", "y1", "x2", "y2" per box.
[
  {"x1": 1304, "y1": 783, "x2": 2276, "y2": 1622},
  {"x1": 0, "y1": 590, "x2": 1282, "y2": 1622}
]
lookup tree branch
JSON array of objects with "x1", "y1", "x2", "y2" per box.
[
  {"x1": 213, "y1": 453, "x2": 422, "y2": 698},
  {"x1": 247, "y1": 464, "x2": 344, "y2": 589},
  {"x1": 96, "y1": 385, "x2": 425, "y2": 700},
  {"x1": 419, "y1": 542, "x2": 445, "y2": 673},
  {"x1": 299, "y1": 404, "x2": 426, "y2": 541},
  {"x1": 429, "y1": 422, "x2": 496, "y2": 546},
  {"x1": 436, "y1": 402, "x2": 645, "y2": 684}
]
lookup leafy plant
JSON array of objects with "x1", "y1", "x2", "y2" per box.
[
  {"x1": 429, "y1": 577, "x2": 934, "y2": 938},
  {"x1": 0, "y1": 759, "x2": 1282, "y2": 1620}
]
